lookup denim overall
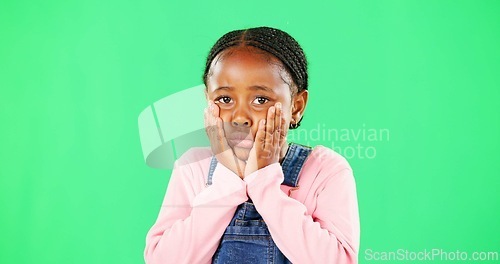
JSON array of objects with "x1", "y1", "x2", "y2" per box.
[{"x1": 207, "y1": 142, "x2": 312, "y2": 264}]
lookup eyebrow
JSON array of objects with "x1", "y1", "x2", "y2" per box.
[{"x1": 213, "y1": 85, "x2": 273, "y2": 93}]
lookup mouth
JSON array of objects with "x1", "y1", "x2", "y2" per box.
[
  {"x1": 228, "y1": 139, "x2": 254, "y2": 149},
  {"x1": 228, "y1": 132, "x2": 254, "y2": 149}
]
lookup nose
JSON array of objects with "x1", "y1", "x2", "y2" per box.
[{"x1": 231, "y1": 104, "x2": 252, "y2": 128}]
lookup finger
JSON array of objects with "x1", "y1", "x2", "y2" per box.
[
  {"x1": 204, "y1": 106, "x2": 215, "y2": 138},
  {"x1": 206, "y1": 100, "x2": 214, "y2": 127},
  {"x1": 205, "y1": 102, "x2": 217, "y2": 138},
  {"x1": 280, "y1": 114, "x2": 287, "y2": 144},
  {"x1": 211, "y1": 100, "x2": 220, "y2": 118},
  {"x1": 274, "y1": 103, "x2": 282, "y2": 156},
  {"x1": 275, "y1": 103, "x2": 281, "y2": 132},
  {"x1": 255, "y1": 119, "x2": 266, "y2": 150},
  {"x1": 215, "y1": 117, "x2": 229, "y2": 153},
  {"x1": 278, "y1": 114, "x2": 286, "y2": 156},
  {"x1": 264, "y1": 106, "x2": 275, "y2": 152},
  {"x1": 210, "y1": 101, "x2": 224, "y2": 152},
  {"x1": 203, "y1": 107, "x2": 208, "y2": 129}
]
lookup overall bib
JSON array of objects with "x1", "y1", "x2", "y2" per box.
[{"x1": 207, "y1": 142, "x2": 312, "y2": 264}]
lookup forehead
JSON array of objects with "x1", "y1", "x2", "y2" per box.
[{"x1": 207, "y1": 46, "x2": 291, "y2": 94}]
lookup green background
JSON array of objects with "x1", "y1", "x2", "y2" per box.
[{"x1": 1, "y1": 0, "x2": 499, "y2": 263}]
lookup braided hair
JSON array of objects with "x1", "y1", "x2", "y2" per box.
[{"x1": 202, "y1": 26, "x2": 308, "y2": 129}]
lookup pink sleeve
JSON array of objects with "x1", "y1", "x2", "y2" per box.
[
  {"x1": 244, "y1": 163, "x2": 360, "y2": 264},
  {"x1": 144, "y1": 160, "x2": 248, "y2": 264}
]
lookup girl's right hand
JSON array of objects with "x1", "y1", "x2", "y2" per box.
[{"x1": 204, "y1": 100, "x2": 246, "y2": 179}]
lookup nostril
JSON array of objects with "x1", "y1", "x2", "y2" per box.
[{"x1": 232, "y1": 121, "x2": 250, "y2": 127}]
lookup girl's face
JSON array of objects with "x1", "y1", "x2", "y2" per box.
[{"x1": 205, "y1": 46, "x2": 307, "y2": 161}]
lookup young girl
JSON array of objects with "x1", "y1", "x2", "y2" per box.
[{"x1": 144, "y1": 26, "x2": 360, "y2": 264}]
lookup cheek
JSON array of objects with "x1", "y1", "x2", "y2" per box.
[
  {"x1": 217, "y1": 109, "x2": 231, "y2": 123},
  {"x1": 282, "y1": 105, "x2": 293, "y2": 122},
  {"x1": 253, "y1": 110, "x2": 269, "y2": 121}
]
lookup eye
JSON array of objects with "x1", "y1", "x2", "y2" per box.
[
  {"x1": 216, "y1": 96, "x2": 233, "y2": 104},
  {"x1": 253, "y1": 96, "x2": 270, "y2": 105}
]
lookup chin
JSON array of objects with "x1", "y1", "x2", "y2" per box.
[{"x1": 233, "y1": 146, "x2": 250, "y2": 161}]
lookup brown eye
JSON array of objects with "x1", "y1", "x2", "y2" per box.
[
  {"x1": 253, "y1": 97, "x2": 269, "y2": 105},
  {"x1": 216, "y1": 96, "x2": 232, "y2": 104}
]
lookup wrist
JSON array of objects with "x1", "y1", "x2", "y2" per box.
[{"x1": 244, "y1": 163, "x2": 283, "y2": 194}]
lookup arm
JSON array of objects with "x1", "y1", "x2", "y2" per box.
[
  {"x1": 244, "y1": 163, "x2": 360, "y2": 264},
  {"x1": 144, "y1": 160, "x2": 248, "y2": 264}
]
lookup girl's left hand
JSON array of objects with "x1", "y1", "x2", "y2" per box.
[{"x1": 244, "y1": 102, "x2": 287, "y2": 177}]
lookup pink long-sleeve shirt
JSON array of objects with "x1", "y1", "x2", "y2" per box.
[{"x1": 144, "y1": 145, "x2": 360, "y2": 264}]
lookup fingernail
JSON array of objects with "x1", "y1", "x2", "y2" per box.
[
  {"x1": 270, "y1": 106, "x2": 275, "y2": 113},
  {"x1": 276, "y1": 102, "x2": 281, "y2": 109}
]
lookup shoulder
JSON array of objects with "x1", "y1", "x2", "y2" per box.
[
  {"x1": 168, "y1": 147, "x2": 212, "y2": 189},
  {"x1": 175, "y1": 147, "x2": 212, "y2": 168},
  {"x1": 300, "y1": 145, "x2": 357, "y2": 198},
  {"x1": 306, "y1": 144, "x2": 353, "y2": 176}
]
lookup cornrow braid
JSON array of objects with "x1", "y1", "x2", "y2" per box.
[{"x1": 202, "y1": 26, "x2": 308, "y2": 129}]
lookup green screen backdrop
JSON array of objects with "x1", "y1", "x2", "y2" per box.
[{"x1": 1, "y1": 0, "x2": 499, "y2": 263}]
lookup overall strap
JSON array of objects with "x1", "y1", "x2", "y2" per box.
[{"x1": 281, "y1": 142, "x2": 312, "y2": 187}]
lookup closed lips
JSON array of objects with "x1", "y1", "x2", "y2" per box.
[
  {"x1": 228, "y1": 132, "x2": 253, "y2": 141},
  {"x1": 228, "y1": 133, "x2": 254, "y2": 148},
  {"x1": 229, "y1": 139, "x2": 254, "y2": 149}
]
